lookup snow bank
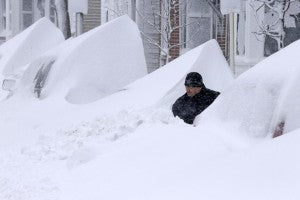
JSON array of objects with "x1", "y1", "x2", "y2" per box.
[
  {"x1": 55, "y1": 113, "x2": 245, "y2": 200},
  {"x1": 0, "y1": 38, "x2": 231, "y2": 150},
  {"x1": 96, "y1": 39, "x2": 233, "y2": 111},
  {"x1": 0, "y1": 18, "x2": 64, "y2": 79},
  {"x1": 196, "y1": 39, "x2": 300, "y2": 137},
  {"x1": 17, "y1": 15, "x2": 147, "y2": 104},
  {"x1": 185, "y1": 128, "x2": 300, "y2": 200},
  {"x1": 57, "y1": 126, "x2": 300, "y2": 200},
  {"x1": 4, "y1": 32, "x2": 300, "y2": 200}
]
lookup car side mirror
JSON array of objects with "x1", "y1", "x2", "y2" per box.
[{"x1": 2, "y1": 79, "x2": 16, "y2": 91}]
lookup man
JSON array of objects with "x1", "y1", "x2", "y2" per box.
[{"x1": 172, "y1": 72, "x2": 220, "y2": 124}]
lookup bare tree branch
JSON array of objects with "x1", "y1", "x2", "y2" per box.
[{"x1": 250, "y1": 0, "x2": 291, "y2": 50}]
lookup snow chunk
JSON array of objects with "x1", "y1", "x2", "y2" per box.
[
  {"x1": 18, "y1": 15, "x2": 147, "y2": 104},
  {"x1": 196, "y1": 39, "x2": 300, "y2": 137}
]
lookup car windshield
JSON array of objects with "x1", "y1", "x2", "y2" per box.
[{"x1": 33, "y1": 59, "x2": 55, "y2": 98}]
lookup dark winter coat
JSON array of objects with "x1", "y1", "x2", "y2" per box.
[{"x1": 172, "y1": 87, "x2": 220, "y2": 124}]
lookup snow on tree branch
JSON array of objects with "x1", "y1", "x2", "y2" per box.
[{"x1": 250, "y1": 0, "x2": 293, "y2": 50}]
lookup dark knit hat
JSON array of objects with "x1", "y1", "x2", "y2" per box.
[{"x1": 184, "y1": 72, "x2": 204, "y2": 87}]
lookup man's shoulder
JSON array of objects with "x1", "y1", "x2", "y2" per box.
[
  {"x1": 203, "y1": 88, "x2": 220, "y2": 97},
  {"x1": 174, "y1": 93, "x2": 188, "y2": 104}
]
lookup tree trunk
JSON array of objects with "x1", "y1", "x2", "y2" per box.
[
  {"x1": 168, "y1": 0, "x2": 180, "y2": 62},
  {"x1": 55, "y1": 0, "x2": 71, "y2": 39},
  {"x1": 277, "y1": 1, "x2": 286, "y2": 50}
]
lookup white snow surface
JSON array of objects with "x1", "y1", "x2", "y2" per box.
[
  {"x1": 2, "y1": 26, "x2": 300, "y2": 200},
  {"x1": 195, "y1": 39, "x2": 300, "y2": 138},
  {"x1": 0, "y1": 38, "x2": 235, "y2": 200},
  {"x1": 0, "y1": 38, "x2": 231, "y2": 149}
]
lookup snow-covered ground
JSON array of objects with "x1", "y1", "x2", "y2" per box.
[{"x1": 1, "y1": 15, "x2": 300, "y2": 200}]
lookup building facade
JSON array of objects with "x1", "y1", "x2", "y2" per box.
[
  {"x1": 102, "y1": 0, "x2": 300, "y2": 74},
  {"x1": 2, "y1": 1, "x2": 297, "y2": 75},
  {"x1": 101, "y1": 0, "x2": 229, "y2": 72}
]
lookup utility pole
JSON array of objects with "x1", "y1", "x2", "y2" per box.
[
  {"x1": 5, "y1": 0, "x2": 11, "y2": 39},
  {"x1": 68, "y1": 0, "x2": 88, "y2": 37},
  {"x1": 229, "y1": 13, "x2": 236, "y2": 75},
  {"x1": 76, "y1": 12, "x2": 84, "y2": 36},
  {"x1": 220, "y1": 0, "x2": 242, "y2": 76}
]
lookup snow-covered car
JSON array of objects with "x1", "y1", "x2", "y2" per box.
[
  {"x1": 5, "y1": 15, "x2": 147, "y2": 104},
  {"x1": 0, "y1": 18, "x2": 64, "y2": 99},
  {"x1": 196, "y1": 39, "x2": 300, "y2": 138}
]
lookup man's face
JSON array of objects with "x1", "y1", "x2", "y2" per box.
[{"x1": 186, "y1": 86, "x2": 202, "y2": 97}]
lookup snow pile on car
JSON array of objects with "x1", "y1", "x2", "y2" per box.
[
  {"x1": 0, "y1": 18, "x2": 64, "y2": 99},
  {"x1": 196, "y1": 39, "x2": 300, "y2": 138},
  {"x1": 0, "y1": 17, "x2": 64, "y2": 80},
  {"x1": 16, "y1": 15, "x2": 147, "y2": 104}
]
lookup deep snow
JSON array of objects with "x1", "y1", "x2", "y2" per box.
[
  {"x1": 196, "y1": 39, "x2": 300, "y2": 138},
  {"x1": 1, "y1": 15, "x2": 300, "y2": 200},
  {"x1": 0, "y1": 35, "x2": 234, "y2": 200}
]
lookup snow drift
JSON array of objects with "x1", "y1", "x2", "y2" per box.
[
  {"x1": 0, "y1": 17, "x2": 64, "y2": 79},
  {"x1": 4, "y1": 21, "x2": 300, "y2": 200},
  {"x1": 0, "y1": 38, "x2": 232, "y2": 149},
  {"x1": 16, "y1": 15, "x2": 147, "y2": 104},
  {"x1": 95, "y1": 39, "x2": 233, "y2": 112},
  {"x1": 196, "y1": 39, "x2": 300, "y2": 137},
  {"x1": 58, "y1": 125, "x2": 300, "y2": 200}
]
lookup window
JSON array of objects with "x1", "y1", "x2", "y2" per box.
[
  {"x1": 33, "y1": 58, "x2": 55, "y2": 98},
  {"x1": 22, "y1": 0, "x2": 34, "y2": 29}
]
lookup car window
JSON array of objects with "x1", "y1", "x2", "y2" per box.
[{"x1": 33, "y1": 59, "x2": 55, "y2": 98}]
